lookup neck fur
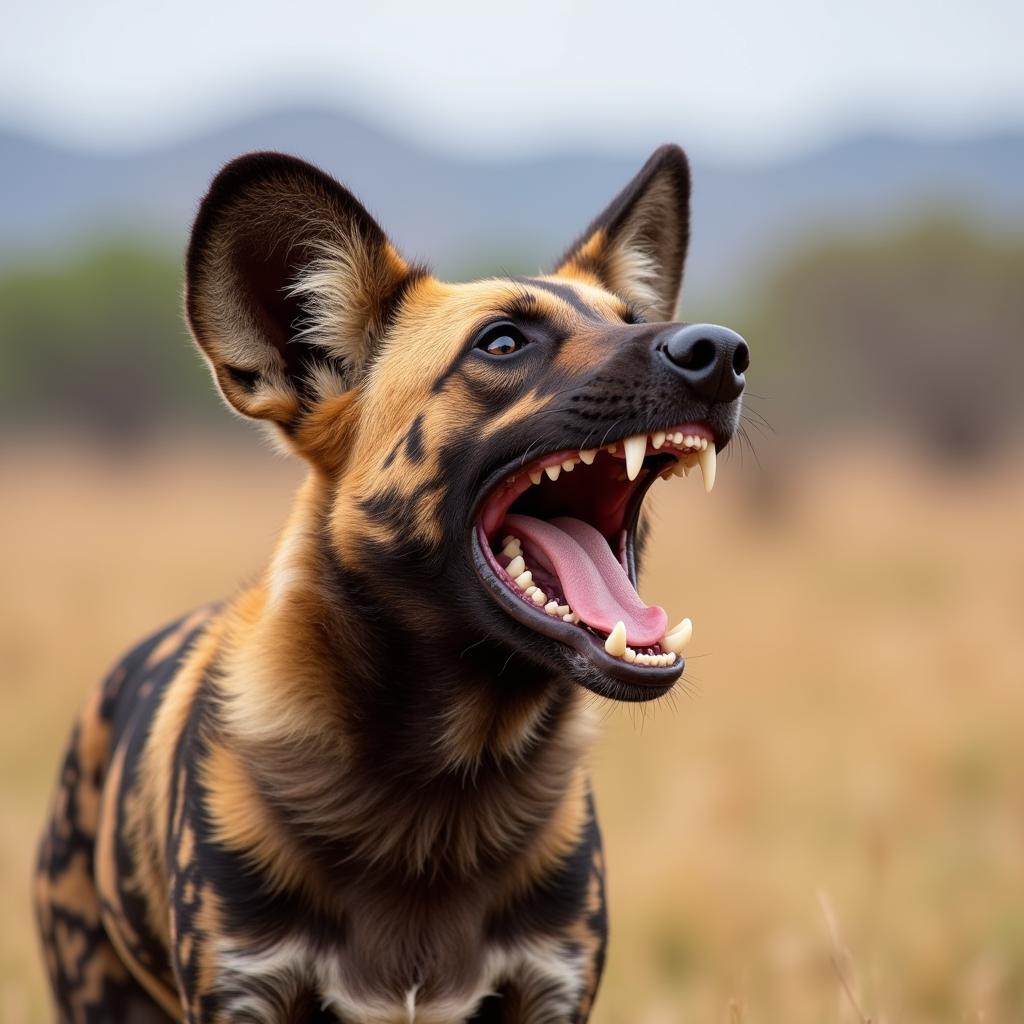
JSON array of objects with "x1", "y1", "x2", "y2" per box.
[{"x1": 212, "y1": 474, "x2": 596, "y2": 882}]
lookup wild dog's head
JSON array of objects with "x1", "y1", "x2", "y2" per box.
[{"x1": 186, "y1": 147, "x2": 747, "y2": 703}]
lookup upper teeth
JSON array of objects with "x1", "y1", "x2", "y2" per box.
[
  {"x1": 697, "y1": 445, "x2": 716, "y2": 493},
  {"x1": 507, "y1": 429, "x2": 717, "y2": 494},
  {"x1": 612, "y1": 429, "x2": 714, "y2": 489},
  {"x1": 623, "y1": 435, "x2": 647, "y2": 481}
]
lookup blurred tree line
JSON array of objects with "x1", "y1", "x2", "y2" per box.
[
  {"x1": 0, "y1": 245, "x2": 216, "y2": 444},
  {"x1": 1, "y1": 219, "x2": 1022, "y2": 455},
  {"x1": 750, "y1": 218, "x2": 1024, "y2": 458}
]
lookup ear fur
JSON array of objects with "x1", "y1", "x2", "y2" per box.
[
  {"x1": 554, "y1": 144, "x2": 691, "y2": 321},
  {"x1": 185, "y1": 152, "x2": 419, "y2": 429}
]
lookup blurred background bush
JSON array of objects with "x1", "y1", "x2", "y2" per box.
[{"x1": 2, "y1": 2, "x2": 1023, "y2": 1021}]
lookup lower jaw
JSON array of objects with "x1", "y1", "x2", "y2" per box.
[{"x1": 471, "y1": 526, "x2": 682, "y2": 698}]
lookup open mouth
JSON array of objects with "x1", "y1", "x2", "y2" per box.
[{"x1": 472, "y1": 424, "x2": 718, "y2": 697}]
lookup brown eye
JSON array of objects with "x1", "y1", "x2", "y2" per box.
[{"x1": 476, "y1": 324, "x2": 528, "y2": 357}]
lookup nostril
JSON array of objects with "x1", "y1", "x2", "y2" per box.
[
  {"x1": 681, "y1": 337, "x2": 717, "y2": 372},
  {"x1": 732, "y1": 342, "x2": 750, "y2": 375},
  {"x1": 661, "y1": 323, "x2": 748, "y2": 401}
]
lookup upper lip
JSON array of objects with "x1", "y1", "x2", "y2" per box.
[{"x1": 469, "y1": 423, "x2": 718, "y2": 692}]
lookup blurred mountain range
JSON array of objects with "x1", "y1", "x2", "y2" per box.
[{"x1": 2, "y1": 107, "x2": 1022, "y2": 295}]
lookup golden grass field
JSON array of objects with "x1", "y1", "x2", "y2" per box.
[{"x1": 2, "y1": 439, "x2": 1022, "y2": 1023}]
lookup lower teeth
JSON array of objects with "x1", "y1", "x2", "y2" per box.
[{"x1": 497, "y1": 534, "x2": 684, "y2": 668}]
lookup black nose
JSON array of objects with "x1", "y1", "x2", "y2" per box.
[{"x1": 660, "y1": 323, "x2": 749, "y2": 403}]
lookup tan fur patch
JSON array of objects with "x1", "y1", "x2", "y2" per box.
[
  {"x1": 202, "y1": 742, "x2": 312, "y2": 896},
  {"x1": 96, "y1": 740, "x2": 182, "y2": 1018},
  {"x1": 47, "y1": 849, "x2": 102, "y2": 928}
]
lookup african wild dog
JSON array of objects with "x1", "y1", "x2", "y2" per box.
[{"x1": 35, "y1": 145, "x2": 748, "y2": 1022}]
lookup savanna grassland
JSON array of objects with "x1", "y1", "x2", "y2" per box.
[{"x1": 2, "y1": 440, "x2": 1022, "y2": 1023}]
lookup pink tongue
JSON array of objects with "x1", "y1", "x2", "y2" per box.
[{"x1": 503, "y1": 514, "x2": 668, "y2": 646}]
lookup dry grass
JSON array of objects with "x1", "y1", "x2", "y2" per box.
[{"x1": 2, "y1": 438, "x2": 1023, "y2": 1023}]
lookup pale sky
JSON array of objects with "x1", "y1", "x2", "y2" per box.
[{"x1": 2, "y1": 0, "x2": 1022, "y2": 160}]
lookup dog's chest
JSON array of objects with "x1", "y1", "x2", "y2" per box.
[{"x1": 216, "y1": 931, "x2": 585, "y2": 1023}]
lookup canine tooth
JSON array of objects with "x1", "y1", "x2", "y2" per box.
[
  {"x1": 623, "y1": 434, "x2": 647, "y2": 481},
  {"x1": 666, "y1": 616, "x2": 692, "y2": 640},
  {"x1": 529, "y1": 469, "x2": 543, "y2": 485},
  {"x1": 697, "y1": 444, "x2": 717, "y2": 493},
  {"x1": 545, "y1": 464, "x2": 562, "y2": 482},
  {"x1": 561, "y1": 459, "x2": 576, "y2": 472},
  {"x1": 531, "y1": 589, "x2": 547, "y2": 605},
  {"x1": 544, "y1": 600, "x2": 560, "y2": 614},
  {"x1": 651, "y1": 430, "x2": 667, "y2": 449},
  {"x1": 661, "y1": 617, "x2": 693, "y2": 654},
  {"x1": 515, "y1": 571, "x2": 533, "y2": 589},
  {"x1": 506, "y1": 555, "x2": 526, "y2": 578},
  {"x1": 579, "y1": 449, "x2": 597, "y2": 465},
  {"x1": 604, "y1": 620, "x2": 627, "y2": 657},
  {"x1": 624, "y1": 647, "x2": 637, "y2": 663},
  {"x1": 502, "y1": 540, "x2": 521, "y2": 558}
]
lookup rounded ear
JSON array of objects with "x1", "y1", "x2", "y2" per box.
[
  {"x1": 553, "y1": 144, "x2": 691, "y2": 321},
  {"x1": 185, "y1": 152, "x2": 421, "y2": 430}
]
